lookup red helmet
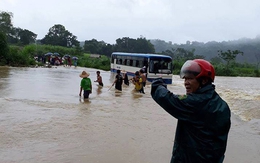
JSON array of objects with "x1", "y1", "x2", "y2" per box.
[{"x1": 180, "y1": 59, "x2": 215, "y2": 82}]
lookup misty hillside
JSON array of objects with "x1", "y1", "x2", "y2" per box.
[
  {"x1": 79, "y1": 36, "x2": 260, "y2": 64},
  {"x1": 150, "y1": 36, "x2": 260, "y2": 64}
]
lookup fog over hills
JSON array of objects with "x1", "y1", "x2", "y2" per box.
[
  {"x1": 79, "y1": 35, "x2": 260, "y2": 64},
  {"x1": 150, "y1": 36, "x2": 260, "y2": 64}
]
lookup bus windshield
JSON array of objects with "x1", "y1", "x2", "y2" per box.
[{"x1": 149, "y1": 57, "x2": 172, "y2": 74}]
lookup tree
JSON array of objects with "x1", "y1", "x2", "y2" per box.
[
  {"x1": 84, "y1": 39, "x2": 102, "y2": 54},
  {"x1": 0, "y1": 31, "x2": 9, "y2": 64},
  {"x1": 114, "y1": 37, "x2": 134, "y2": 52},
  {"x1": 41, "y1": 24, "x2": 79, "y2": 47},
  {"x1": 10, "y1": 27, "x2": 37, "y2": 45},
  {"x1": 101, "y1": 43, "x2": 113, "y2": 57},
  {"x1": 218, "y1": 50, "x2": 243, "y2": 74},
  {"x1": 19, "y1": 29, "x2": 37, "y2": 45},
  {"x1": 84, "y1": 39, "x2": 114, "y2": 56},
  {"x1": 163, "y1": 48, "x2": 204, "y2": 61},
  {"x1": 210, "y1": 56, "x2": 222, "y2": 65},
  {"x1": 1, "y1": 11, "x2": 37, "y2": 45},
  {"x1": 135, "y1": 37, "x2": 155, "y2": 53},
  {"x1": 255, "y1": 53, "x2": 260, "y2": 69},
  {"x1": 0, "y1": 11, "x2": 14, "y2": 43},
  {"x1": 114, "y1": 37, "x2": 155, "y2": 53}
]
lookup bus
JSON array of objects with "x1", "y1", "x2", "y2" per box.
[{"x1": 111, "y1": 52, "x2": 173, "y2": 84}]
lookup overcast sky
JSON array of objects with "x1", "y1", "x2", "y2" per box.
[{"x1": 1, "y1": 0, "x2": 260, "y2": 44}]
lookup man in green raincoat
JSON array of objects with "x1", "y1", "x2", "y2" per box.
[{"x1": 151, "y1": 59, "x2": 231, "y2": 163}]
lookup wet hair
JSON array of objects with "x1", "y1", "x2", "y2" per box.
[
  {"x1": 96, "y1": 71, "x2": 100, "y2": 74},
  {"x1": 117, "y1": 69, "x2": 121, "y2": 74}
]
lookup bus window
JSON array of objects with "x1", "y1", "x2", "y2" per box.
[
  {"x1": 133, "y1": 60, "x2": 137, "y2": 67},
  {"x1": 136, "y1": 60, "x2": 139, "y2": 67},
  {"x1": 149, "y1": 61, "x2": 154, "y2": 72},
  {"x1": 130, "y1": 60, "x2": 133, "y2": 66},
  {"x1": 149, "y1": 58, "x2": 172, "y2": 74},
  {"x1": 111, "y1": 55, "x2": 115, "y2": 63},
  {"x1": 126, "y1": 60, "x2": 130, "y2": 66},
  {"x1": 139, "y1": 60, "x2": 143, "y2": 68},
  {"x1": 122, "y1": 56, "x2": 126, "y2": 65},
  {"x1": 154, "y1": 62, "x2": 159, "y2": 73}
]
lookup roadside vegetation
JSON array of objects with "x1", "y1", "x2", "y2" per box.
[
  {"x1": 0, "y1": 41, "x2": 111, "y2": 71},
  {"x1": 0, "y1": 41, "x2": 258, "y2": 77},
  {"x1": 0, "y1": 10, "x2": 259, "y2": 77}
]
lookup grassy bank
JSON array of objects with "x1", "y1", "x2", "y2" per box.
[{"x1": 1, "y1": 44, "x2": 259, "y2": 77}]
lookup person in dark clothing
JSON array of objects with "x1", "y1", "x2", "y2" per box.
[
  {"x1": 151, "y1": 59, "x2": 231, "y2": 163},
  {"x1": 112, "y1": 69, "x2": 123, "y2": 91},
  {"x1": 121, "y1": 70, "x2": 129, "y2": 86}
]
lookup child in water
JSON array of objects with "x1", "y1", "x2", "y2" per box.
[{"x1": 94, "y1": 71, "x2": 104, "y2": 87}]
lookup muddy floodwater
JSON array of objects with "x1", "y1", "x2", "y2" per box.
[{"x1": 0, "y1": 66, "x2": 260, "y2": 163}]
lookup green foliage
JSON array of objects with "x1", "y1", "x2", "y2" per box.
[
  {"x1": 6, "y1": 46, "x2": 30, "y2": 66},
  {"x1": 78, "y1": 54, "x2": 110, "y2": 71},
  {"x1": 18, "y1": 28, "x2": 37, "y2": 45},
  {"x1": 210, "y1": 56, "x2": 222, "y2": 65},
  {"x1": 218, "y1": 50, "x2": 243, "y2": 62},
  {"x1": 172, "y1": 59, "x2": 259, "y2": 77},
  {"x1": 0, "y1": 11, "x2": 36, "y2": 45},
  {"x1": 33, "y1": 44, "x2": 83, "y2": 58},
  {"x1": 22, "y1": 44, "x2": 37, "y2": 57},
  {"x1": 213, "y1": 64, "x2": 226, "y2": 76},
  {"x1": 41, "y1": 24, "x2": 79, "y2": 48},
  {"x1": 210, "y1": 63, "x2": 258, "y2": 77},
  {"x1": 0, "y1": 11, "x2": 14, "y2": 40},
  {"x1": 254, "y1": 69, "x2": 260, "y2": 77},
  {"x1": 135, "y1": 37, "x2": 155, "y2": 53},
  {"x1": 0, "y1": 31, "x2": 9, "y2": 65},
  {"x1": 114, "y1": 37, "x2": 155, "y2": 53},
  {"x1": 150, "y1": 38, "x2": 260, "y2": 65},
  {"x1": 84, "y1": 39, "x2": 103, "y2": 54},
  {"x1": 0, "y1": 10, "x2": 259, "y2": 76},
  {"x1": 172, "y1": 60, "x2": 185, "y2": 74},
  {"x1": 163, "y1": 48, "x2": 204, "y2": 62},
  {"x1": 83, "y1": 37, "x2": 155, "y2": 57},
  {"x1": 217, "y1": 50, "x2": 243, "y2": 75},
  {"x1": 0, "y1": 44, "x2": 84, "y2": 66},
  {"x1": 233, "y1": 67, "x2": 255, "y2": 77},
  {"x1": 255, "y1": 53, "x2": 260, "y2": 69}
]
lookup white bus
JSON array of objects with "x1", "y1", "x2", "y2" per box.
[{"x1": 111, "y1": 52, "x2": 173, "y2": 84}]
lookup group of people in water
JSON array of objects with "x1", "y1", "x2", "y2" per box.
[
  {"x1": 78, "y1": 59, "x2": 231, "y2": 163},
  {"x1": 112, "y1": 69, "x2": 146, "y2": 94},
  {"x1": 79, "y1": 68, "x2": 147, "y2": 99}
]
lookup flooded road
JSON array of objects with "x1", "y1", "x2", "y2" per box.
[{"x1": 0, "y1": 66, "x2": 260, "y2": 163}]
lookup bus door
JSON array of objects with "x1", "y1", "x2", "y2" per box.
[
  {"x1": 111, "y1": 55, "x2": 117, "y2": 72},
  {"x1": 143, "y1": 58, "x2": 148, "y2": 74}
]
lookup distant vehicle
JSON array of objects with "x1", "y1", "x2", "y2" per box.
[{"x1": 110, "y1": 52, "x2": 173, "y2": 84}]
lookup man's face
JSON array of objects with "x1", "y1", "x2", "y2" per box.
[{"x1": 183, "y1": 74, "x2": 200, "y2": 94}]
